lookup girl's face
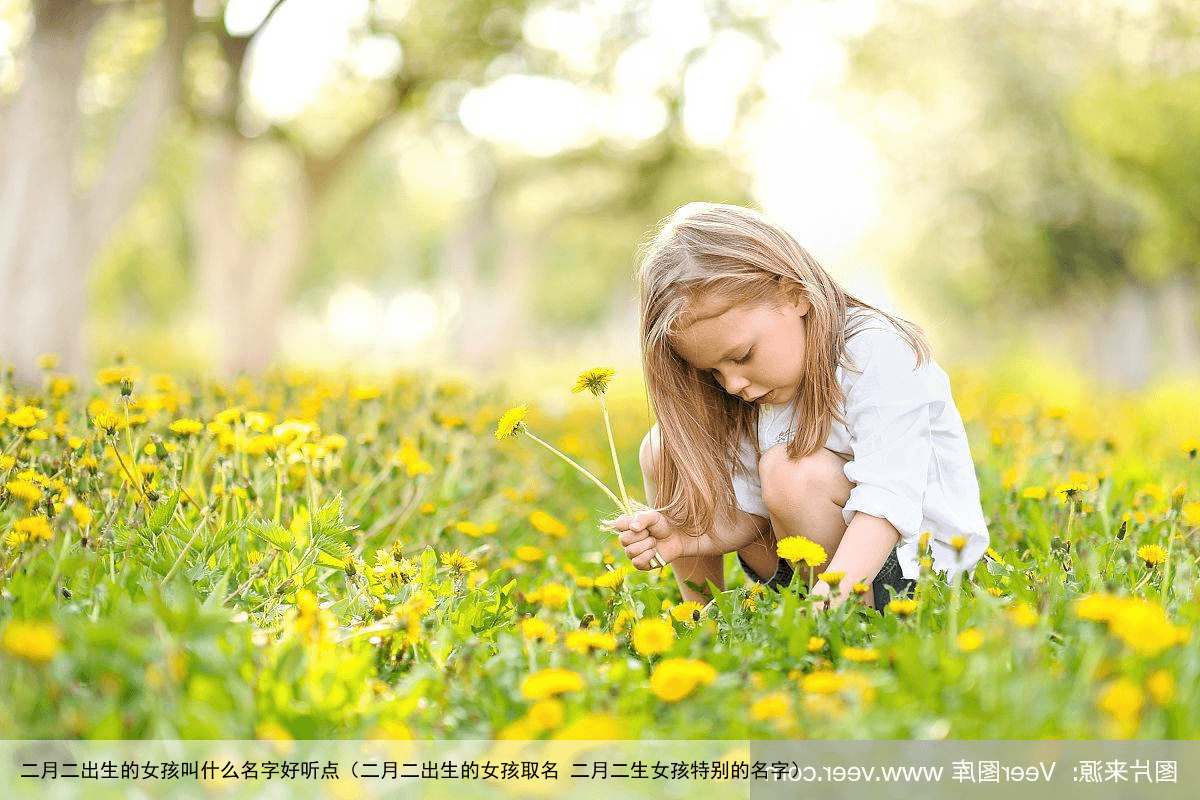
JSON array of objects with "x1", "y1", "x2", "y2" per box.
[{"x1": 672, "y1": 291, "x2": 810, "y2": 406}]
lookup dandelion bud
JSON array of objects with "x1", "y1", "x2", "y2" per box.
[
  {"x1": 1116, "y1": 520, "x2": 1127, "y2": 541},
  {"x1": 145, "y1": 489, "x2": 160, "y2": 502},
  {"x1": 152, "y1": 436, "x2": 168, "y2": 460},
  {"x1": 119, "y1": 377, "x2": 133, "y2": 398}
]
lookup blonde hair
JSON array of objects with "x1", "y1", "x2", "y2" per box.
[{"x1": 638, "y1": 202, "x2": 930, "y2": 535}]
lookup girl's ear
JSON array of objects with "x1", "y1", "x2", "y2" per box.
[{"x1": 780, "y1": 279, "x2": 810, "y2": 316}]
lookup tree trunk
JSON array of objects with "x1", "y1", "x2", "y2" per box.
[
  {"x1": 0, "y1": 0, "x2": 189, "y2": 385},
  {"x1": 194, "y1": 133, "x2": 309, "y2": 378},
  {"x1": 0, "y1": 3, "x2": 101, "y2": 385}
]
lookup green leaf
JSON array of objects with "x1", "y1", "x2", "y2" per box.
[
  {"x1": 148, "y1": 492, "x2": 179, "y2": 533},
  {"x1": 247, "y1": 518, "x2": 296, "y2": 553},
  {"x1": 313, "y1": 494, "x2": 358, "y2": 539},
  {"x1": 314, "y1": 533, "x2": 352, "y2": 568}
]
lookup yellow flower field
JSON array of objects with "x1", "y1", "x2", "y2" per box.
[{"x1": 1, "y1": 360, "x2": 1198, "y2": 739}]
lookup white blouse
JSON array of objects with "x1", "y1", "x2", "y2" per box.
[{"x1": 731, "y1": 310, "x2": 990, "y2": 580}]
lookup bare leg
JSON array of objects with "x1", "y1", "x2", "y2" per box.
[
  {"x1": 640, "y1": 427, "x2": 771, "y2": 604},
  {"x1": 758, "y1": 445, "x2": 865, "y2": 602}
]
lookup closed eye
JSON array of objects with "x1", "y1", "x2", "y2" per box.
[{"x1": 733, "y1": 348, "x2": 753, "y2": 364}]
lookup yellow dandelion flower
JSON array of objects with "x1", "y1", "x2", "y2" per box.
[
  {"x1": 594, "y1": 567, "x2": 627, "y2": 591},
  {"x1": 527, "y1": 699, "x2": 565, "y2": 731},
  {"x1": 949, "y1": 535, "x2": 968, "y2": 553},
  {"x1": 1098, "y1": 678, "x2": 1143, "y2": 737},
  {"x1": 70, "y1": 503, "x2": 93, "y2": 528},
  {"x1": 750, "y1": 692, "x2": 791, "y2": 721},
  {"x1": 5, "y1": 480, "x2": 42, "y2": 505},
  {"x1": 515, "y1": 545, "x2": 545, "y2": 563},
  {"x1": 1181, "y1": 503, "x2": 1200, "y2": 527},
  {"x1": 529, "y1": 510, "x2": 568, "y2": 538},
  {"x1": 6, "y1": 406, "x2": 46, "y2": 429},
  {"x1": 669, "y1": 601, "x2": 705, "y2": 624},
  {"x1": 631, "y1": 618, "x2": 675, "y2": 656},
  {"x1": 495, "y1": 405, "x2": 529, "y2": 440},
  {"x1": 572, "y1": 367, "x2": 615, "y2": 396},
  {"x1": 520, "y1": 618, "x2": 556, "y2": 644},
  {"x1": 840, "y1": 646, "x2": 878, "y2": 663},
  {"x1": 574, "y1": 575, "x2": 595, "y2": 589},
  {"x1": 349, "y1": 384, "x2": 382, "y2": 402},
  {"x1": 440, "y1": 551, "x2": 478, "y2": 573},
  {"x1": 537, "y1": 583, "x2": 570, "y2": 609},
  {"x1": 888, "y1": 598, "x2": 918, "y2": 617},
  {"x1": 649, "y1": 658, "x2": 717, "y2": 702},
  {"x1": 1021, "y1": 486, "x2": 1048, "y2": 501},
  {"x1": 613, "y1": 609, "x2": 636, "y2": 635},
  {"x1": 453, "y1": 521, "x2": 481, "y2": 538},
  {"x1": 1146, "y1": 670, "x2": 1175, "y2": 706},
  {"x1": 801, "y1": 671, "x2": 846, "y2": 695},
  {"x1": 1008, "y1": 602, "x2": 1039, "y2": 628},
  {"x1": 806, "y1": 636, "x2": 826, "y2": 653},
  {"x1": 564, "y1": 630, "x2": 617, "y2": 654},
  {"x1": 169, "y1": 418, "x2": 204, "y2": 437},
  {"x1": 1137, "y1": 544, "x2": 1167, "y2": 567},
  {"x1": 816, "y1": 570, "x2": 845, "y2": 587},
  {"x1": 91, "y1": 412, "x2": 121, "y2": 435},
  {"x1": 956, "y1": 629, "x2": 984, "y2": 652},
  {"x1": 1, "y1": 620, "x2": 61, "y2": 664},
  {"x1": 851, "y1": 582, "x2": 872, "y2": 594},
  {"x1": 776, "y1": 536, "x2": 826, "y2": 567}
]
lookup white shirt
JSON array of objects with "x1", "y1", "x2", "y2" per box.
[{"x1": 731, "y1": 310, "x2": 990, "y2": 580}]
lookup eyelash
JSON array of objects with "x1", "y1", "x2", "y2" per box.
[{"x1": 710, "y1": 349, "x2": 752, "y2": 375}]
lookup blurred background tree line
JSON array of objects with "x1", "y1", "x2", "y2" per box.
[{"x1": 0, "y1": 0, "x2": 1197, "y2": 389}]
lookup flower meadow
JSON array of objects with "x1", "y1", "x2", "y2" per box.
[{"x1": 1, "y1": 358, "x2": 1199, "y2": 740}]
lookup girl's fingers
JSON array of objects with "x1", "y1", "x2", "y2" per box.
[
  {"x1": 618, "y1": 529, "x2": 650, "y2": 547},
  {"x1": 623, "y1": 537, "x2": 656, "y2": 561},
  {"x1": 613, "y1": 514, "x2": 632, "y2": 531}
]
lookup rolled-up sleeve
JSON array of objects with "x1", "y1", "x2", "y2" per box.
[{"x1": 840, "y1": 328, "x2": 942, "y2": 546}]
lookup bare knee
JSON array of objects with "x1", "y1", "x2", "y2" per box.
[
  {"x1": 759, "y1": 447, "x2": 850, "y2": 517},
  {"x1": 639, "y1": 425, "x2": 661, "y2": 482}
]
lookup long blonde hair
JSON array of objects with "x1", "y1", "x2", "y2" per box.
[{"x1": 638, "y1": 202, "x2": 930, "y2": 535}]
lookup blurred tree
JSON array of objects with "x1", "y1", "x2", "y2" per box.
[
  {"x1": 0, "y1": 0, "x2": 191, "y2": 385},
  {"x1": 845, "y1": 0, "x2": 1199, "y2": 385}
]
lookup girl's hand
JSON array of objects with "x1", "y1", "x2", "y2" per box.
[{"x1": 615, "y1": 510, "x2": 683, "y2": 570}]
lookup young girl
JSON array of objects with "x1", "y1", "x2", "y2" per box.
[{"x1": 615, "y1": 203, "x2": 990, "y2": 611}]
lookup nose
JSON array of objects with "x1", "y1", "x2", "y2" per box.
[{"x1": 724, "y1": 372, "x2": 751, "y2": 398}]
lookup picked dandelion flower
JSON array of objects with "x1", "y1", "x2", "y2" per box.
[
  {"x1": 495, "y1": 405, "x2": 529, "y2": 440},
  {"x1": 572, "y1": 367, "x2": 616, "y2": 397},
  {"x1": 1137, "y1": 543, "x2": 1167, "y2": 568}
]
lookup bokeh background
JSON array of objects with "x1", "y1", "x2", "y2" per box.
[{"x1": 1, "y1": 0, "x2": 1198, "y2": 393}]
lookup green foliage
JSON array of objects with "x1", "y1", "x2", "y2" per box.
[{"x1": 1, "y1": 359, "x2": 1200, "y2": 738}]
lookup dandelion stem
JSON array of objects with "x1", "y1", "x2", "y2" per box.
[
  {"x1": 523, "y1": 430, "x2": 624, "y2": 510},
  {"x1": 598, "y1": 394, "x2": 630, "y2": 513}
]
